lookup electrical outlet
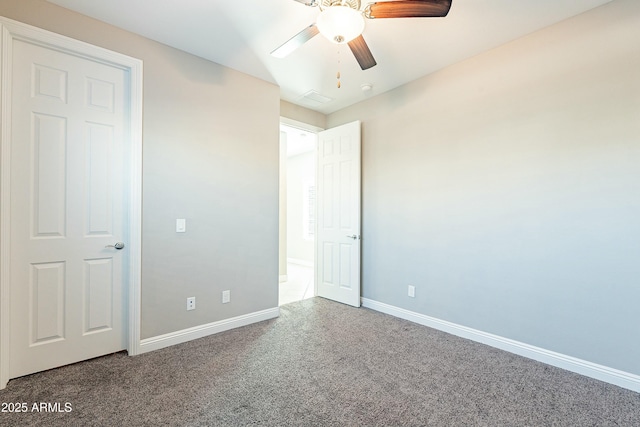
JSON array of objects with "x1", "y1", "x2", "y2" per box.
[
  {"x1": 222, "y1": 290, "x2": 230, "y2": 304},
  {"x1": 408, "y1": 285, "x2": 415, "y2": 298},
  {"x1": 186, "y1": 296, "x2": 195, "y2": 311}
]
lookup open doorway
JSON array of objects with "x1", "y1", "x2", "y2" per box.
[{"x1": 279, "y1": 122, "x2": 318, "y2": 306}]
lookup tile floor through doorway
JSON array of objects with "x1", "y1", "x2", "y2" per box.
[{"x1": 279, "y1": 263, "x2": 314, "y2": 306}]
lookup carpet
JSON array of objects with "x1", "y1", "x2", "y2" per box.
[{"x1": 1, "y1": 297, "x2": 639, "y2": 426}]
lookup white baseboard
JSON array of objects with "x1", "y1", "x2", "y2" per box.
[
  {"x1": 361, "y1": 298, "x2": 640, "y2": 393},
  {"x1": 287, "y1": 257, "x2": 313, "y2": 267},
  {"x1": 139, "y1": 307, "x2": 280, "y2": 354}
]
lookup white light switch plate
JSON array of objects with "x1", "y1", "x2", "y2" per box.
[
  {"x1": 176, "y1": 218, "x2": 186, "y2": 233},
  {"x1": 408, "y1": 285, "x2": 415, "y2": 298}
]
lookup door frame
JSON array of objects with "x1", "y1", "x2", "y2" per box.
[
  {"x1": 0, "y1": 17, "x2": 143, "y2": 389},
  {"x1": 279, "y1": 117, "x2": 323, "y2": 300}
]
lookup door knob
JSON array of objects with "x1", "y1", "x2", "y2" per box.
[
  {"x1": 105, "y1": 242, "x2": 125, "y2": 250},
  {"x1": 346, "y1": 234, "x2": 360, "y2": 240}
]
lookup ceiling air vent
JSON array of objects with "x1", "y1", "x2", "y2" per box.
[{"x1": 302, "y1": 90, "x2": 332, "y2": 104}]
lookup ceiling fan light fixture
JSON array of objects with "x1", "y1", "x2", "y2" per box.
[{"x1": 316, "y1": 6, "x2": 365, "y2": 44}]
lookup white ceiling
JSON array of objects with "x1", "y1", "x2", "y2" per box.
[{"x1": 48, "y1": 0, "x2": 612, "y2": 115}]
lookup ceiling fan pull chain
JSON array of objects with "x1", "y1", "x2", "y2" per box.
[{"x1": 337, "y1": 47, "x2": 341, "y2": 88}]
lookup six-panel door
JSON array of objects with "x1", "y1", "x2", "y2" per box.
[{"x1": 9, "y1": 38, "x2": 127, "y2": 378}]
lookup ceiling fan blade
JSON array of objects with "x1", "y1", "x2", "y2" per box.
[
  {"x1": 364, "y1": 0, "x2": 452, "y2": 19},
  {"x1": 348, "y1": 35, "x2": 377, "y2": 70},
  {"x1": 271, "y1": 24, "x2": 320, "y2": 58}
]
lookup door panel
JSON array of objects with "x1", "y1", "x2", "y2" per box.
[
  {"x1": 30, "y1": 262, "x2": 66, "y2": 344},
  {"x1": 84, "y1": 258, "x2": 114, "y2": 334},
  {"x1": 32, "y1": 113, "x2": 67, "y2": 237},
  {"x1": 85, "y1": 122, "x2": 115, "y2": 235},
  {"x1": 9, "y1": 38, "x2": 127, "y2": 378},
  {"x1": 316, "y1": 121, "x2": 361, "y2": 307}
]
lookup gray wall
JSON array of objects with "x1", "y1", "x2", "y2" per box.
[
  {"x1": 280, "y1": 101, "x2": 326, "y2": 130},
  {"x1": 1, "y1": 0, "x2": 280, "y2": 339},
  {"x1": 328, "y1": 0, "x2": 640, "y2": 375}
]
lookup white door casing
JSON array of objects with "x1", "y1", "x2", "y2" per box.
[
  {"x1": 316, "y1": 121, "x2": 361, "y2": 307},
  {"x1": 0, "y1": 17, "x2": 143, "y2": 389}
]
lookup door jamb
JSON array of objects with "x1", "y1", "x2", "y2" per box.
[
  {"x1": 279, "y1": 117, "x2": 323, "y2": 299},
  {"x1": 0, "y1": 17, "x2": 143, "y2": 389}
]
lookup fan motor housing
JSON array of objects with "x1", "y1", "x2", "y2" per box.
[{"x1": 319, "y1": 0, "x2": 361, "y2": 11}]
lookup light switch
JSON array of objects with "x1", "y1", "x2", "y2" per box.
[{"x1": 176, "y1": 218, "x2": 186, "y2": 233}]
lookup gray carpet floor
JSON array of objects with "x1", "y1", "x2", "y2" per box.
[{"x1": 1, "y1": 297, "x2": 639, "y2": 426}]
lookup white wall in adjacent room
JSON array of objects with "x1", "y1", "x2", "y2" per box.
[{"x1": 287, "y1": 151, "x2": 316, "y2": 264}]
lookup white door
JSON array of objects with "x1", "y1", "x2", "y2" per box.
[
  {"x1": 8, "y1": 36, "x2": 128, "y2": 378},
  {"x1": 316, "y1": 121, "x2": 361, "y2": 307}
]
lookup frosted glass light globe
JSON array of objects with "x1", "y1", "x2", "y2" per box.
[{"x1": 317, "y1": 6, "x2": 365, "y2": 44}]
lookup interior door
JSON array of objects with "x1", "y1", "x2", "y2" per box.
[
  {"x1": 316, "y1": 121, "x2": 361, "y2": 307},
  {"x1": 8, "y1": 36, "x2": 128, "y2": 378}
]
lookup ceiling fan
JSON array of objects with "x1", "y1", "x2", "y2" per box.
[{"x1": 271, "y1": 0, "x2": 453, "y2": 70}]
